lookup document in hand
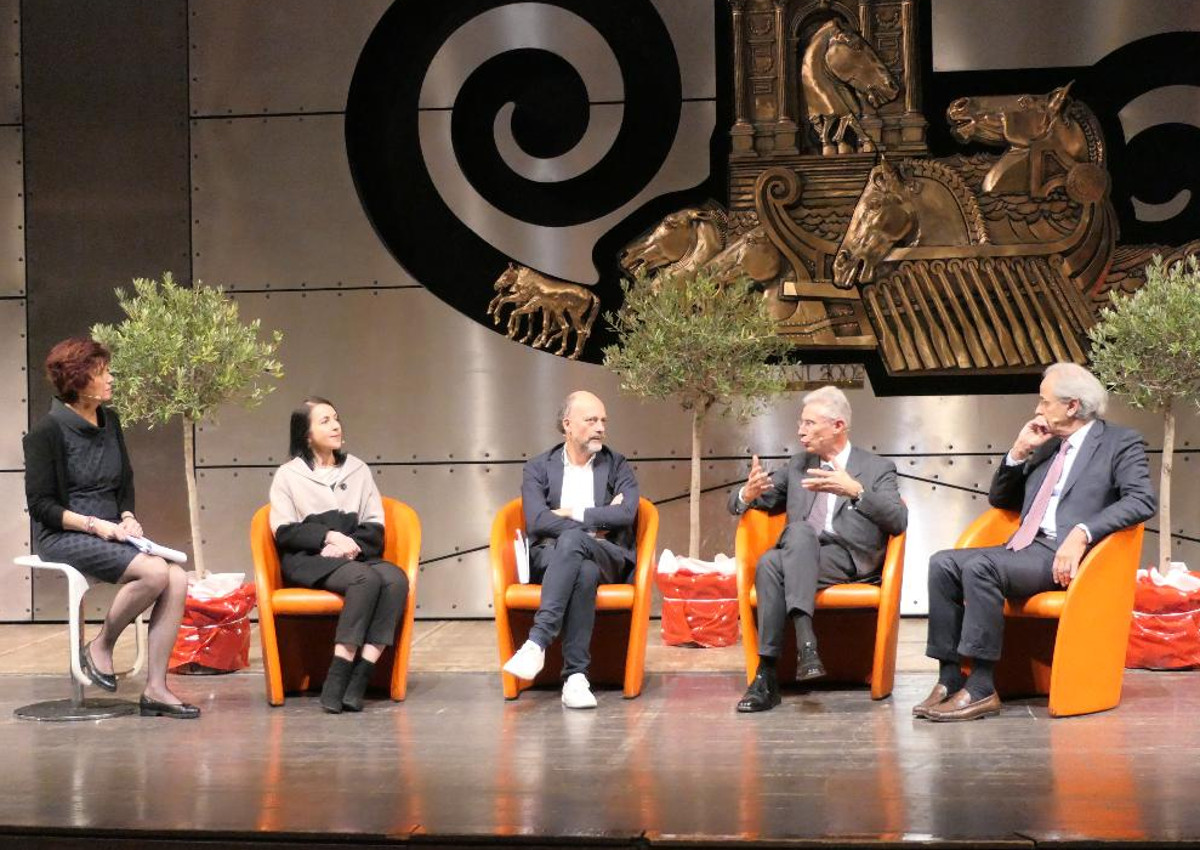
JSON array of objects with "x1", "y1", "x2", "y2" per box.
[{"x1": 126, "y1": 535, "x2": 189, "y2": 564}]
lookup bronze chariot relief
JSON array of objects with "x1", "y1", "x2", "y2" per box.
[{"x1": 622, "y1": 0, "x2": 1198, "y2": 378}]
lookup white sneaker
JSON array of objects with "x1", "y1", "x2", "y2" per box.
[
  {"x1": 561, "y1": 673, "x2": 597, "y2": 709},
  {"x1": 502, "y1": 640, "x2": 545, "y2": 680}
]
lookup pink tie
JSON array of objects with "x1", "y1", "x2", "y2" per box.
[{"x1": 1007, "y1": 440, "x2": 1071, "y2": 551}]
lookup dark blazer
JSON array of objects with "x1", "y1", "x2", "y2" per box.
[
  {"x1": 521, "y1": 444, "x2": 640, "y2": 565},
  {"x1": 989, "y1": 418, "x2": 1156, "y2": 546},
  {"x1": 727, "y1": 446, "x2": 907, "y2": 578},
  {"x1": 24, "y1": 404, "x2": 135, "y2": 531}
]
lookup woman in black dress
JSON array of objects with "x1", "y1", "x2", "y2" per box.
[{"x1": 23, "y1": 338, "x2": 199, "y2": 719}]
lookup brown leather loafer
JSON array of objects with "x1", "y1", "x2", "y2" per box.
[
  {"x1": 926, "y1": 689, "x2": 1002, "y2": 722},
  {"x1": 912, "y1": 683, "x2": 949, "y2": 719}
]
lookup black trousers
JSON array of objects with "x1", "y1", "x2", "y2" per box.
[
  {"x1": 317, "y1": 559, "x2": 409, "y2": 648},
  {"x1": 925, "y1": 538, "x2": 1056, "y2": 662},
  {"x1": 527, "y1": 529, "x2": 629, "y2": 678},
  {"x1": 755, "y1": 522, "x2": 861, "y2": 658}
]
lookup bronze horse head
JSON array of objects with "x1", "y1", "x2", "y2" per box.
[
  {"x1": 832, "y1": 160, "x2": 919, "y2": 288},
  {"x1": 618, "y1": 207, "x2": 724, "y2": 277},
  {"x1": 946, "y1": 84, "x2": 1090, "y2": 195},
  {"x1": 801, "y1": 18, "x2": 899, "y2": 155}
]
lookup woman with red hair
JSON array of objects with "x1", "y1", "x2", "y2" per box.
[{"x1": 23, "y1": 337, "x2": 198, "y2": 719}]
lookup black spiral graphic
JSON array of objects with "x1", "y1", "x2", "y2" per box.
[
  {"x1": 1089, "y1": 33, "x2": 1200, "y2": 246},
  {"x1": 346, "y1": 0, "x2": 693, "y2": 360},
  {"x1": 927, "y1": 31, "x2": 1200, "y2": 248}
]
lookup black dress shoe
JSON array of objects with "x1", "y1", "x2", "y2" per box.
[
  {"x1": 736, "y1": 670, "x2": 781, "y2": 713},
  {"x1": 796, "y1": 641, "x2": 827, "y2": 682},
  {"x1": 139, "y1": 696, "x2": 201, "y2": 719},
  {"x1": 80, "y1": 641, "x2": 118, "y2": 692}
]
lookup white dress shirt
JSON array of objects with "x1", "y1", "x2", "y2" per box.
[
  {"x1": 813, "y1": 442, "x2": 853, "y2": 534},
  {"x1": 561, "y1": 447, "x2": 596, "y2": 523},
  {"x1": 1005, "y1": 420, "x2": 1095, "y2": 541}
]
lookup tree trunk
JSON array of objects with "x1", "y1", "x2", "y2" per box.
[
  {"x1": 1158, "y1": 403, "x2": 1174, "y2": 575},
  {"x1": 689, "y1": 404, "x2": 709, "y2": 560},
  {"x1": 183, "y1": 421, "x2": 207, "y2": 579}
]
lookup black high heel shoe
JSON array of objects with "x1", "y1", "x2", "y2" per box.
[
  {"x1": 139, "y1": 696, "x2": 200, "y2": 719},
  {"x1": 79, "y1": 641, "x2": 118, "y2": 692}
]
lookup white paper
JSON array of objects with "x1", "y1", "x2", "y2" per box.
[
  {"x1": 187, "y1": 572, "x2": 247, "y2": 601},
  {"x1": 657, "y1": 548, "x2": 734, "y2": 575},
  {"x1": 126, "y1": 535, "x2": 188, "y2": 565},
  {"x1": 1138, "y1": 566, "x2": 1200, "y2": 593},
  {"x1": 514, "y1": 530, "x2": 531, "y2": 584}
]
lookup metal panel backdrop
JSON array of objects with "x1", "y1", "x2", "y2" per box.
[
  {"x1": 183, "y1": 0, "x2": 1199, "y2": 618},
  {"x1": 9, "y1": 1, "x2": 1197, "y2": 623},
  {"x1": 0, "y1": 274, "x2": 24, "y2": 471},
  {"x1": 0, "y1": 472, "x2": 29, "y2": 620},
  {"x1": 191, "y1": 116, "x2": 411, "y2": 289},
  {"x1": 21, "y1": 0, "x2": 191, "y2": 622},
  {"x1": 0, "y1": 0, "x2": 23, "y2": 622},
  {"x1": 0, "y1": 128, "x2": 24, "y2": 296},
  {"x1": 0, "y1": 0, "x2": 19, "y2": 126}
]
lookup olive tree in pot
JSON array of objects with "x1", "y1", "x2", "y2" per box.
[
  {"x1": 603, "y1": 270, "x2": 793, "y2": 559},
  {"x1": 91, "y1": 273, "x2": 284, "y2": 580},
  {"x1": 1088, "y1": 254, "x2": 1200, "y2": 574}
]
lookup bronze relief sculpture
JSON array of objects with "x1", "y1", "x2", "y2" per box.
[
  {"x1": 800, "y1": 17, "x2": 898, "y2": 155},
  {"x1": 487, "y1": 264, "x2": 599, "y2": 361},
  {"x1": 621, "y1": 0, "x2": 1196, "y2": 378}
]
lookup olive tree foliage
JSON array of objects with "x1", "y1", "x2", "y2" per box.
[
  {"x1": 1088, "y1": 254, "x2": 1200, "y2": 573},
  {"x1": 603, "y1": 271, "x2": 793, "y2": 558},
  {"x1": 92, "y1": 273, "x2": 284, "y2": 577}
]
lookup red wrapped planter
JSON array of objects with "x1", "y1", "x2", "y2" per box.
[
  {"x1": 656, "y1": 552, "x2": 739, "y2": 648},
  {"x1": 1126, "y1": 569, "x2": 1200, "y2": 670},
  {"x1": 170, "y1": 580, "x2": 257, "y2": 673}
]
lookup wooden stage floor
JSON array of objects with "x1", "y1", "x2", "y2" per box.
[{"x1": 1, "y1": 659, "x2": 1199, "y2": 848}]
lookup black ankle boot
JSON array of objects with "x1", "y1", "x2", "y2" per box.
[
  {"x1": 320, "y1": 657, "x2": 354, "y2": 713},
  {"x1": 342, "y1": 658, "x2": 376, "y2": 712}
]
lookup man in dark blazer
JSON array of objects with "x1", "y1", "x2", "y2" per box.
[
  {"x1": 502, "y1": 390, "x2": 639, "y2": 709},
  {"x1": 729, "y1": 386, "x2": 907, "y2": 712},
  {"x1": 918, "y1": 362, "x2": 1156, "y2": 722}
]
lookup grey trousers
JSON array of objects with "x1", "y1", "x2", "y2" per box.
[
  {"x1": 528, "y1": 529, "x2": 628, "y2": 678},
  {"x1": 755, "y1": 522, "x2": 860, "y2": 658},
  {"x1": 925, "y1": 538, "x2": 1056, "y2": 663},
  {"x1": 317, "y1": 559, "x2": 409, "y2": 648}
]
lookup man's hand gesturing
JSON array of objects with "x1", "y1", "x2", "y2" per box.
[{"x1": 742, "y1": 455, "x2": 773, "y2": 503}]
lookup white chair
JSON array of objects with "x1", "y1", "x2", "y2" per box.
[{"x1": 13, "y1": 556, "x2": 148, "y2": 721}]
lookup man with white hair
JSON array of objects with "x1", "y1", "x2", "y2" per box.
[
  {"x1": 729, "y1": 385, "x2": 907, "y2": 712},
  {"x1": 502, "y1": 391, "x2": 639, "y2": 709},
  {"x1": 917, "y1": 362, "x2": 1156, "y2": 722}
]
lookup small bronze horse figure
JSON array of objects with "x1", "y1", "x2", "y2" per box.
[{"x1": 487, "y1": 263, "x2": 600, "y2": 360}]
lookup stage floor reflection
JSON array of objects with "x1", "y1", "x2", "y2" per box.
[{"x1": 1, "y1": 670, "x2": 1197, "y2": 846}]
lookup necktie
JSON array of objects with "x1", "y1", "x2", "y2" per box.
[
  {"x1": 1007, "y1": 440, "x2": 1071, "y2": 551},
  {"x1": 805, "y1": 462, "x2": 833, "y2": 533}
]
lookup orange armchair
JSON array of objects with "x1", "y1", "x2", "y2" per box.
[
  {"x1": 251, "y1": 497, "x2": 421, "y2": 706},
  {"x1": 490, "y1": 497, "x2": 658, "y2": 699},
  {"x1": 953, "y1": 507, "x2": 1145, "y2": 717},
  {"x1": 736, "y1": 509, "x2": 907, "y2": 699}
]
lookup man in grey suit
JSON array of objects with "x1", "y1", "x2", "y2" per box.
[
  {"x1": 502, "y1": 390, "x2": 639, "y2": 709},
  {"x1": 729, "y1": 386, "x2": 907, "y2": 712},
  {"x1": 917, "y1": 362, "x2": 1156, "y2": 722}
]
